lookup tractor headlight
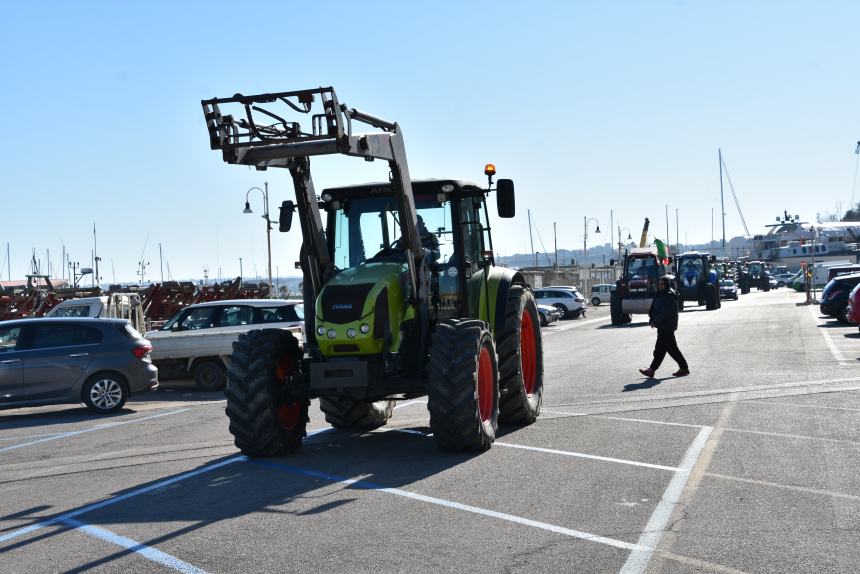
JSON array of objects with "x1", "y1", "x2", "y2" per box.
[
  {"x1": 317, "y1": 326, "x2": 326, "y2": 336},
  {"x1": 346, "y1": 328, "x2": 357, "y2": 339},
  {"x1": 327, "y1": 329, "x2": 337, "y2": 339},
  {"x1": 360, "y1": 323, "x2": 370, "y2": 334}
]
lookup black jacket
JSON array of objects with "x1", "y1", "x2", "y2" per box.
[{"x1": 649, "y1": 289, "x2": 679, "y2": 331}]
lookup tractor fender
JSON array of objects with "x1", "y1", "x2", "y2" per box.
[{"x1": 469, "y1": 267, "x2": 527, "y2": 335}]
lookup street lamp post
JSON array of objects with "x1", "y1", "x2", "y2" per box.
[
  {"x1": 583, "y1": 217, "x2": 600, "y2": 267},
  {"x1": 244, "y1": 182, "x2": 274, "y2": 298}
]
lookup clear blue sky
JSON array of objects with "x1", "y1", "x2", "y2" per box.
[{"x1": 1, "y1": 1, "x2": 858, "y2": 282}]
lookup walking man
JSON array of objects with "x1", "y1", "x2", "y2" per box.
[{"x1": 639, "y1": 276, "x2": 689, "y2": 378}]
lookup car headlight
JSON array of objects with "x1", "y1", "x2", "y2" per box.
[
  {"x1": 317, "y1": 326, "x2": 326, "y2": 336},
  {"x1": 346, "y1": 328, "x2": 357, "y2": 339},
  {"x1": 327, "y1": 329, "x2": 337, "y2": 339}
]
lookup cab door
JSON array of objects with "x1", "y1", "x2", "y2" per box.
[
  {"x1": 22, "y1": 323, "x2": 100, "y2": 401},
  {"x1": 0, "y1": 326, "x2": 24, "y2": 404}
]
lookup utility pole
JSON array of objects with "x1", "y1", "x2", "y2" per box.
[
  {"x1": 239, "y1": 257, "x2": 244, "y2": 282},
  {"x1": 527, "y1": 210, "x2": 537, "y2": 267},
  {"x1": 6, "y1": 243, "x2": 10, "y2": 281},
  {"x1": 719, "y1": 148, "x2": 726, "y2": 249},
  {"x1": 665, "y1": 204, "x2": 670, "y2": 244},
  {"x1": 93, "y1": 223, "x2": 101, "y2": 289},
  {"x1": 159, "y1": 243, "x2": 164, "y2": 284},
  {"x1": 610, "y1": 210, "x2": 614, "y2": 262},
  {"x1": 711, "y1": 207, "x2": 714, "y2": 246},
  {"x1": 553, "y1": 222, "x2": 558, "y2": 269},
  {"x1": 675, "y1": 208, "x2": 679, "y2": 252}
]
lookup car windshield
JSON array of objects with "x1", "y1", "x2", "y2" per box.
[
  {"x1": 51, "y1": 305, "x2": 92, "y2": 318},
  {"x1": 720, "y1": 280, "x2": 734, "y2": 286}
]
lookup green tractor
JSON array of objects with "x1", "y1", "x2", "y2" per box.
[{"x1": 202, "y1": 87, "x2": 543, "y2": 455}]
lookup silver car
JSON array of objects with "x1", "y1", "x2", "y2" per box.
[{"x1": 0, "y1": 318, "x2": 158, "y2": 413}]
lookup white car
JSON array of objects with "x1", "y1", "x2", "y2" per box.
[
  {"x1": 145, "y1": 299, "x2": 303, "y2": 390},
  {"x1": 590, "y1": 284, "x2": 613, "y2": 306},
  {"x1": 533, "y1": 287, "x2": 586, "y2": 319}
]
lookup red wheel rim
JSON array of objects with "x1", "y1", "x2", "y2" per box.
[
  {"x1": 477, "y1": 345, "x2": 494, "y2": 423},
  {"x1": 520, "y1": 311, "x2": 537, "y2": 395},
  {"x1": 275, "y1": 355, "x2": 301, "y2": 430}
]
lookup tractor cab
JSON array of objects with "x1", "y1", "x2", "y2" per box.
[{"x1": 315, "y1": 179, "x2": 502, "y2": 362}]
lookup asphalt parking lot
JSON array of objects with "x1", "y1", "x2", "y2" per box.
[{"x1": 2, "y1": 289, "x2": 858, "y2": 573}]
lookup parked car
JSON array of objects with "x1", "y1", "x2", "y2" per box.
[
  {"x1": 719, "y1": 279, "x2": 738, "y2": 300},
  {"x1": 772, "y1": 273, "x2": 795, "y2": 288},
  {"x1": 145, "y1": 299, "x2": 303, "y2": 390},
  {"x1": 768, "y1": 277, "x2": 778, "y2": 289},
  {"x1": 533, "y1": 287, "x2": 586, "y2": 319},
  {"x1": 0, "y1": 318, "x2": 157, "y2": 413},
  {"x1": 846, "y1": 282, "x2": 860, "y2": 325},
  {"x1": 819, "y1": 273, "x2": 860, "y2": 322},
  {"x1": 590, "y1": 284, "x2": 613, "y2": 306},
  {"x1": 537, "y1": 304, "x2": 562, "y2": 326}
]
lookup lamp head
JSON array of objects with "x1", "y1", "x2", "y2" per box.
[{"x1": 243, "y1": 201, "x2": 252, "y2": 214}]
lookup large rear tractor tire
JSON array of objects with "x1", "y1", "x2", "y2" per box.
[
  {"x1": 427, "y1": 320, "x2": 499, "y2": 452},
  {"x1": 763, "y1": 280, "x2": 771, "y2": 292},
  {"x1": 497, "y1": 285, "x2": 544, "y2": 425},
  {"x1": 225, "y1": 329, "x2": 309, "y2": 457},
  {"x1": 319, "y1": 397, "x2": 394, "y2": 430},
  {"x1": 610, "y1": 291, "x2": 623, "y2": 326},
  {"x1": 705, "y1": 284, "x2": 719, "y2": 310}
]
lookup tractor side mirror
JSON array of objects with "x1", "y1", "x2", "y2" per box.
[
  {"x1": 609, "y1": 259, "x2": 616, "y2": 266},
  {"x1": 496, "y1": 179, "x2": 515, "y2": 218},
  {"x1": 279, "y1": 201, "x2": 295, "y2": 232}
]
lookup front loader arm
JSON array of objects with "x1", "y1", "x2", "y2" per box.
[{"x1": 201, "y1": 87, "x2": 424, "y2": 303}]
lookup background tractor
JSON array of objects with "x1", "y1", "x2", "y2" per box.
[
  {"x1": 201, "y1": 87, "x2": 543, "y2": 456},
  {"x1": 609, "y1": 218, "x2": 674, "y2": 325},
  {"x1": 674, "y1": 252, "x2": 721, "y2": 311}
]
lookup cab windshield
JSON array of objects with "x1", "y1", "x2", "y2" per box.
[{"x1": 330, "y1": 195, "x2": 455, "y2": 269}]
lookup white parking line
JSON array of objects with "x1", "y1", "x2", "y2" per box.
[
  {"x1": 619, "y1": 425, "x2": 713, "y2": 574},
  {"x1": 253, "y1": 459, "x2": 647, "y2": 552},
  {"x1": 0, "y1": 455, "x2": 245, "y2": 543},
  {"x1": 0, "y1": 431, "x2": 68, "y2": 442},
  {"x1": 385, "y1": 428, "x2": 681, "y2": 472},
  {"x1": 741, "y1": 399, "x2": 860, "y2": 412},
  {"x1": 393, "y1": 400, "x2": 427, "y2": 410},
  {"x1": 60, "y1": 518, "x2": 208, "y2": 574},
  {"x1": 0, "y1": 409, "x2": 190, "y2": 454},
  {"x1": 809, "y1": 306, "x2": 851, "y2": 365},
  {"x1": 541, "y1": 409, "x2": 707, "y2": 429},
  {"x1": 542, "y1": 315, "x2": 610, "y2": 334}
]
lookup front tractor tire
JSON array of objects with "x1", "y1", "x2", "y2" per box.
[
  {"x1": 497, "y1": 285, "x2": 544, "y2": 424},
  {"x1": 427, "y1": 320, "x2": 499, "y2": 452},
  {"x1": 610, "y1": 291, "x2": 623, "y2": 325},
  {"x1": 225, "y1": 329, "x2": 309, "y2": 457},
  {"x1": 319, "y1": 397, "x2": 394, "y2": 430}
]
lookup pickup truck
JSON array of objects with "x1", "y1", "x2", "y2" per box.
[{"x1": 145, "y1": 299, "x2": 303, "y2": 390}]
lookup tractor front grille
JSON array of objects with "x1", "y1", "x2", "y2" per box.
[{"x1": 321, "y1": 284, "x2": 374, "y2": 324}]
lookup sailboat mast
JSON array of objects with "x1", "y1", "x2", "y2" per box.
[
  {"x1": 528, "y1": 209, "x2": 537, "y2": 267},
  {"x1": 719, "y1": 148, "x2": 727, "y2": 251}
]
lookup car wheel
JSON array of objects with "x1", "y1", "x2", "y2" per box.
[
  {"x1": 194, "y1": 360, "x2": 227, "y2": 391},
  {"x1": 553, "y1": 304, "x2": 569, "y2": 319},
  {"x1": 83, "y1": 374, "x2": 128, "y2": 413},
  {"x1": 591, "y1": 297, "x2": 600, "y2": 306},
  {"x1": 539, "y1": 312, "x2": 547, "y2": 327}
]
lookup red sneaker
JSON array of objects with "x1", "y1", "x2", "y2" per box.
[
  {"x1": 638, "y1": 368, "x2": 655, "y2": 378},
  {"x1": 672, "y1": 369, "x2": 690, "y2": 377}
]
